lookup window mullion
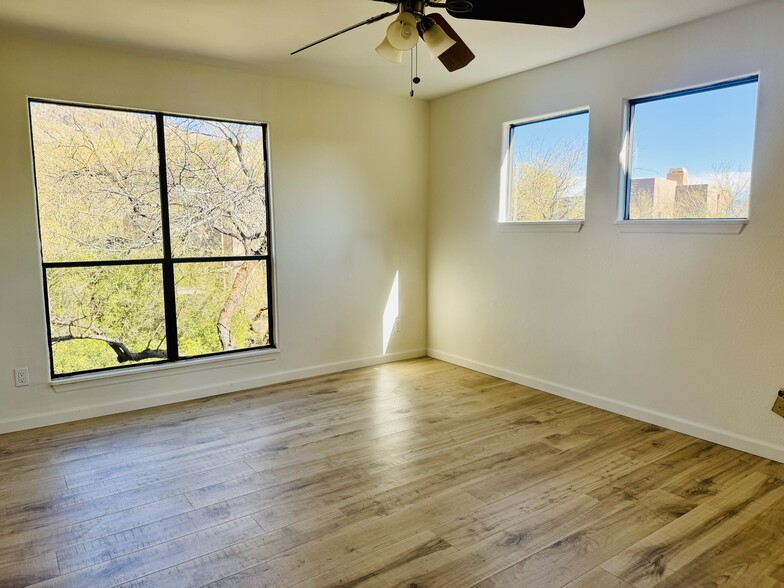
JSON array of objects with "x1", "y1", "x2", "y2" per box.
[{"x1": 155, "y1": 114, "x2": 179, "y2": 362}]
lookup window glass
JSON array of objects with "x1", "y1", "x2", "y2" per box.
[
  {"x1": 175, "y1": 260, "x2": 270, "y2": 356},
  {"x1": 30, "y1": 103, "x2": 162, "y2": 262},
  {"x1": 506, "y1": 111, "x2": 589, "y2": 222},
  {"x1": 46, "y1": 265, "x2": 167, "y2": 374},
  {"x1": 627, "y1": 77, "x2": 758, "y2": 220},
  {"x1": 164, "y1": 117, "x2": 268, "y2": 257}
]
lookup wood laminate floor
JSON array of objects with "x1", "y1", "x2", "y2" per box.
[{"x1": 1, "y1": 358, "x2": 784, "y2": 587}]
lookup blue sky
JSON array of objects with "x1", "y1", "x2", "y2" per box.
[
  {"x1": 631, "y1": 79, "x2": 758, "y2": 181},
  {"x1": 511, "y1": 79, "x2": 758, "y2": 186},
  {"x1": 512, "y1": 111, "x2": 589, "y2": 163}
]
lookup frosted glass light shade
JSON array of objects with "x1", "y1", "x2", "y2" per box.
[
  {"x1": 386, "y1": 11, "x2": 419, "y2": 51},
  {"x1": 422, "y1": 22, "x2": 456, "y2": 60},
  {"x1": 375, "y1": 37, "x2": 403, "y2": 63}
]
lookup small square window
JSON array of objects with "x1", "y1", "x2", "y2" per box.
[
  {"x1": 502, "y1": 110, "x2": 589, "y2": 223},
  {"x1": 624, "y1": 76, "x2": 759, "y2": 220}
]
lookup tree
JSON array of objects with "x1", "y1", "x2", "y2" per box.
[
  {"x1": 164, "y1": 117, "x2": 269, "y2": 353},
  {"x1": 509, "y1": 138, "x2": 586, "y2": 221},
  {"x1": 629, "y1": 186, "x2": 656, "y2": 219},
  {"x1": 709, "y1": 162, "x2": 750, "y2": 218}
]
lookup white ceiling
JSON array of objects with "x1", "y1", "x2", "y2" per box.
[{"x1": 0, "y1": 0, "x2": 761, "y2": 100}]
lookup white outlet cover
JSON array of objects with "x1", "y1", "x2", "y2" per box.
[{"x1": 14, "y1": 367, "x2": 29, "y2": 387}]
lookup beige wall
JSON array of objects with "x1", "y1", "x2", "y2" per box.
[
  {"x1": 427, "y1": 0, "x2": 784, "y2": 461},
  {"x1": 0, "y1": 29, "x2": 429, "y2": 432}
]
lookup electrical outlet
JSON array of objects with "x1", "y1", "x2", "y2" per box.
[
  {"x1": 772, "y1": 390, "x2": 784, "y2": 419},
  {"x1": 394, "y1": 318, "x2": 401, "y2": 332},
  {"x1": 14, "y1": 367, "x2": 29, "y2": 387}
]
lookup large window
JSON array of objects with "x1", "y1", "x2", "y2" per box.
[
  {"x1": 30, "y1": 100, "x2": 275, "y2": 377},
  {"x1": 624, "y1": 76, "x2": 759, "y2": 220},
  {"x1": 502, "y1": 110, "x2": 589, "y2": 223}
]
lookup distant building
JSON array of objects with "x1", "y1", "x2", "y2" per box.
[{"x1": 631, "y1": 168, "x2": 727, "y2": 218}]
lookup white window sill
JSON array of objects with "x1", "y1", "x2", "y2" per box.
[
  {"x1": 499, "y1": 220, "x2": 583, "y2": 233},
  {"x1": 50, "y1": 348, "x2": 280, "y2": 393},
  {"x1": 615, "y1": 219, "x2": 747, "y2": 234}
]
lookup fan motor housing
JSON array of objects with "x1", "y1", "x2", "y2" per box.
[{"x1": 401, "y1": 0, "x2": 426, "y2": 17}]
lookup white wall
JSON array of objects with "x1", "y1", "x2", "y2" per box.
[
  {"x1": 427, "y1": 0, "x2": 784, "y2": 462},
  {"x1": 0, "y1": 29, "x2": 429, "y2": 432}
]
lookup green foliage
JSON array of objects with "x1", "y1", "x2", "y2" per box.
[
  {"x1": 175, "y1": 262, "x2": 268, "y2": 357},
  {"x1": 52, "y1": 339, "x2": 118, "y2": 374},
  {"x1": 510, "y1": 138, "x2": 586, "y2": 221},
  {"x1": 47, "y1": 264, "x2": 167, "y2": 373}
]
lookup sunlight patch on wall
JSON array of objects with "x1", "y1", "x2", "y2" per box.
[{"x1": 382, "y1": 271, "x2": 399, "y2": 355}]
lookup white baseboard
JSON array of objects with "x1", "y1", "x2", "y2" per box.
[
  {"x1": 0, "y1": 349, "x2": 427, "y2": 435},
  {"x1": 428, "y1": 348, "x2": 784, "y2": 464}
]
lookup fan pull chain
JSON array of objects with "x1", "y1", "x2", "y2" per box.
[{"x1": 410, "y1": 43, "x2": 421, "y2": 97}]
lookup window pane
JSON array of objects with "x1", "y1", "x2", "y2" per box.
[
  {"x1": 629, "y1": 79, "x2": 758, "y2": 219},
  {"x1": 47, "y1": 265, "x2": 167, "y2": 374},
  {"x1": 508, "y1": 111, "x2": 588, "y2": 221},
  {"x1": 165, "y1": 117, "x2": 268, "y2": 257},
  {"x1": 175, "y1": 260, "x2": 270, "y2": 356},
  {"x1": 30, "y1": 102, "x2": 162, "y2": 262}
]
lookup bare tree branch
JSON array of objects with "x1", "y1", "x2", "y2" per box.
[{"x1": 51, "y1": 333, "x2": 167, "y2": 364}]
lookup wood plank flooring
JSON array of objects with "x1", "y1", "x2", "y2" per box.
[{"x1": 1, "y1": 358, "x2": 783, "y2": 587}]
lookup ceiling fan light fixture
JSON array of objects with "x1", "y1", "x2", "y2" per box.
[
  {"x1": 422, "y1": 21, "x2": 456, "y2": 60},
  {"x1": 375, "y1": 37, "x2": 404, "y2": 63},
  {"x1": 386, "y1": 11, "x2": 419, "y2": 51}
]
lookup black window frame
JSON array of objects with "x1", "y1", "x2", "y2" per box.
[
  {"x1": 29, "y1": 98, "x2": 276, "y2": 379},
  {"x1": 622, "y1": 74, "x2": 759, "y2": 221}
]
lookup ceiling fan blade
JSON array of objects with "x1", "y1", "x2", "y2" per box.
[
  {"x1": 446, "y1": 0, "x2": 586, "y2": 28},
  {"x1": 291, "y1": 8, "x2": 399, "y2": 55},
  {"x1": 426, "y1": 13, "x2": 475, "y2": 72}
]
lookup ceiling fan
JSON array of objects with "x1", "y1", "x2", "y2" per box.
[{"x1": 291, "y1": 1, "x2": 586, "y2": 78}]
